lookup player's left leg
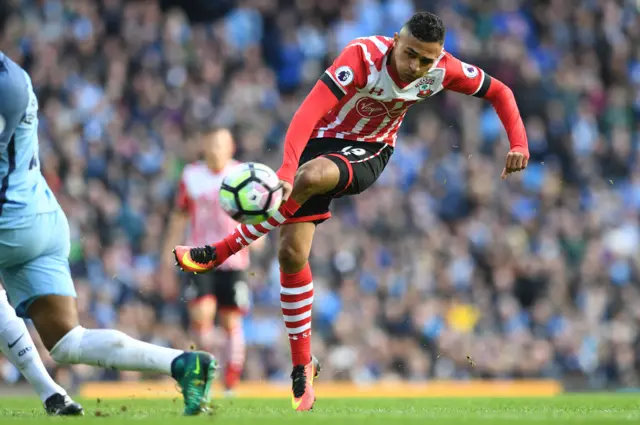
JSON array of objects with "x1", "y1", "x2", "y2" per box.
[
  {"x1": 278, "y1": 221, "x2": 321, "y2": 411},
  {"x1": 0, "y1": 289, "x2": 83, "y2": 415},
  {"x1": 1, "y1": 210, "x2": 216, "y2": 416}
]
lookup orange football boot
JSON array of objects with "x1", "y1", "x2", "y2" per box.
[
  {"x1": 173, "y1": 245, "x2": 217, "y2": 274},
  {"x1": 291, "y1": 356, "x2": 321, "y2": 412}
]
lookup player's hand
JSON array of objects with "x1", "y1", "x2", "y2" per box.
[
  {"x1": 501, "y1": 149, "x2": 529, "y2": 180},
  {"x1": 280, "y1": 180, "x2": 293, "y2": 204}
]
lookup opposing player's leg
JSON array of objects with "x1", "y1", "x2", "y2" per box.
[
  {"x1": 183, "y1": 274, "x2": 218, "y2": 352},
  {"x1": 175, "y1": 154, "x2": 342, "y2": 271},
  {"x1": 279, "y1": 221, "x2": 321, "y2": 411},
  {"x1": 0, "y1": 290, "x2": 83, "y2": 415},
  {"x1": 1, "y1": 211, "x2": 216, "y2": 416}
]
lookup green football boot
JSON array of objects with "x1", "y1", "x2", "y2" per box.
[{"x1": 171, "y1": 351, "x2": 218, "y2": 415}]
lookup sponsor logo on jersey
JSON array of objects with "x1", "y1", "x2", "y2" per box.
[
  {"x1": 335, "y1": 66, "x2": 354, "y2": 86},
  {"x1": 356, "y1": 97, "x2": 405, "y2": 118}
]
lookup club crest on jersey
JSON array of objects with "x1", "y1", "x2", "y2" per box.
[
  {"x1": 416, "y1": 84, "x2": 434, "y2": 98},
  {"x1": 335, "y1": 66, "x2": 354, "y2": 86},
  {"x1": 356, "y1": 98, "x2": 405, "y2": 118},
  {"x1": 415, "y1": 77, "x2": 435, "y2": 98}
]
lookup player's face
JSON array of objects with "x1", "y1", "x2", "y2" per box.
[
  {"x1": 392, "y1": 31, "x2": 443, "y2": 82},
  {"x1": 203, "y1": 129, "x2": 235, "y2": 171}
]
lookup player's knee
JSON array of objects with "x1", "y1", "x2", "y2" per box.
[
  {"x1": 27, "y1": 295, "x2": 79, "y2": 351},
  {"x1": 278, "y1": 243, "x2": 308, "y2": 272},
  {"x1": 49, "y1": 326, "x2": 85, "y2": 364},
  {"x1": 219, "y1": 311, "x2": 241, "y2": 332},
  {"x1": 294, "y1": 158, "x2": 340, "y2": 197}
]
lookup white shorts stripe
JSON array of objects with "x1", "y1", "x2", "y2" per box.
[
  {"x1": 281, "y1": 296, "x2": 314, "y2": 310},
  {"x1": 286, "y1": 322, "x2": 312, "y2": 335},
  {"x1": 280, "y1": 282, "x2": 314, "y2": 295},
  {"x1": 348, "y1": 144, "x2": 389, "y2": 164}
]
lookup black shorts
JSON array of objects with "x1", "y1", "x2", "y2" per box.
[
  {"x1": 182, "y1": 270, "x2": 250, "y2": 314},
  {"x1": 290, "y1": 138, "x2": 393, "y2": 224}
]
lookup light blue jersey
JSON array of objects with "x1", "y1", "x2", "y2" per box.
[
  {"x1": 0, "y1": 52, "x2": 59, "y2": 226},
  {"x1": 0, "y1": 52, "x2": 75, "y2": 317}
]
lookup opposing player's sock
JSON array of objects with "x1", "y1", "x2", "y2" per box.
[
  {"x1": 49, "y1": 326, "x2": 183, "y2": 374},
  {"x1": 280, "y1": 264, "x2": 313, "y2": 366},
  {"x1": 223, "y1": 321, "x2": 245, "y2": 391},
  {"x1": 176, "y1": 198, "x2": 302, "y2": 272},
  {"x1": 0, "y1": 291, "x2": 66, "y2": 402}
]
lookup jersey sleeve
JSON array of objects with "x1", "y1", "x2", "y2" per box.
[
  {"x1": 442, "y1": 54, "x2": 491, "y2": 98},
  {"x1": 319, "y1": 43, "x2": 369, "y2": 100},
  {"x1": 0, "y1": 59, "x2": 30, "y2": 154},
  {"x1": 175, "y1": 178, "x2": 192, "y2": 213}
]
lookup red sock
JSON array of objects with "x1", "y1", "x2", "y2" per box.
[
  {"x1": 213, "y1": 197, "x2": 302, "y2": 265},
  {"x1": 280, "y1": 263, "x2": 313, "y2": 366},
  {"x1": 224, "y1": 322, "x2": 245, "y2": 391}
]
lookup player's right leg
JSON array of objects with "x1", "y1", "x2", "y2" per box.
[
  {"x1": 0, "y1": 210, "x2": 216, "y2": 416},
  {"x1": 175, "y1": 148, "x2": 344, "y2": 271}
]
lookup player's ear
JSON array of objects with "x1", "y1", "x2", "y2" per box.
[{"x1": 393, "y1": 32, "x2": 399, "y2": 44}]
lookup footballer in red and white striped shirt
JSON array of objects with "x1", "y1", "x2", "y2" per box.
[
  {"x1": 175, "y1": 12, "x2": 529, "y2": 410},
  {"x1": 164, "y1": 127, "x2": 262, "y2": 394}
]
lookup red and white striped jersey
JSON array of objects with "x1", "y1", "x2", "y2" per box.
[
  {"x1": 314, "y1": 36, "x2": 490, "y2": 146},
  {"x1": 176, "y1": 160, "x2": 250, "y2": 271}
]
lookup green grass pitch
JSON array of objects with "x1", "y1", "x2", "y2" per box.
[{"x1": 0, "y1": 396, "x2": 639, "y2": 424}]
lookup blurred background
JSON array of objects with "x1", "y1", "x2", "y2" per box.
[{"x1": 0, "y1": 0, "x2": 639, "y2": 393}]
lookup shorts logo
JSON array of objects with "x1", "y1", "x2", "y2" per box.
[
  {"x1": 355, "y1": 97, "x2": 405, "y2": 118},
  {"x1": 462, "y1": 62, "x2": 479, "y2": 78},
  {"x1": 335, "y1": 66, "x2": 354, "y2": 86}
]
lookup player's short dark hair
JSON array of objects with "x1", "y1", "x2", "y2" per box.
[
  {"x1": 200, "y1": 123, "x2": 228, "y2": 136},
  {"x1": 403, "y1": 12, "x2": 445, "y2": 43}
]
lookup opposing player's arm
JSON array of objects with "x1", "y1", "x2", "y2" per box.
[
  {"x1": 162, "y1": 180, "x2": 191, "y2": 268},
  {"x1": 276, "y1": 44, "x2": 369, "y2": 184},
  {"x1": 0, "y1": 63, "x2": 30, "y2": 153},
  {"x1": 443, "y1": 55, "x2": 529, "y2": 175}
]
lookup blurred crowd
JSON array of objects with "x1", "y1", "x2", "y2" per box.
[{"x1": 1, "y1": 0, "x2": 640, "y2": 391}]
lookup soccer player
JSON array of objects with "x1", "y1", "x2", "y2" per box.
[
  {"x1": 163, "y1": 127, "x2": 262, "y2": 395},
  {"x1": 0, "y1": 286, "x2": 82, "y2": 415},
  {"x1": 0, "y1": 52, "x2": 216, "y2": 415},
  {"x1": 174, "y1": 12, "x2": 529, "y2": 410}
]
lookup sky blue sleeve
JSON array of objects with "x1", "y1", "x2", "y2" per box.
[{"x1": 0, "y1": 56, "x2": 29, "y2": 154}]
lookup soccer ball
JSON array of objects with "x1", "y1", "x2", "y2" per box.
[{"x1": 218, "y1": 162, "x2": 283, "y2": 224}]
